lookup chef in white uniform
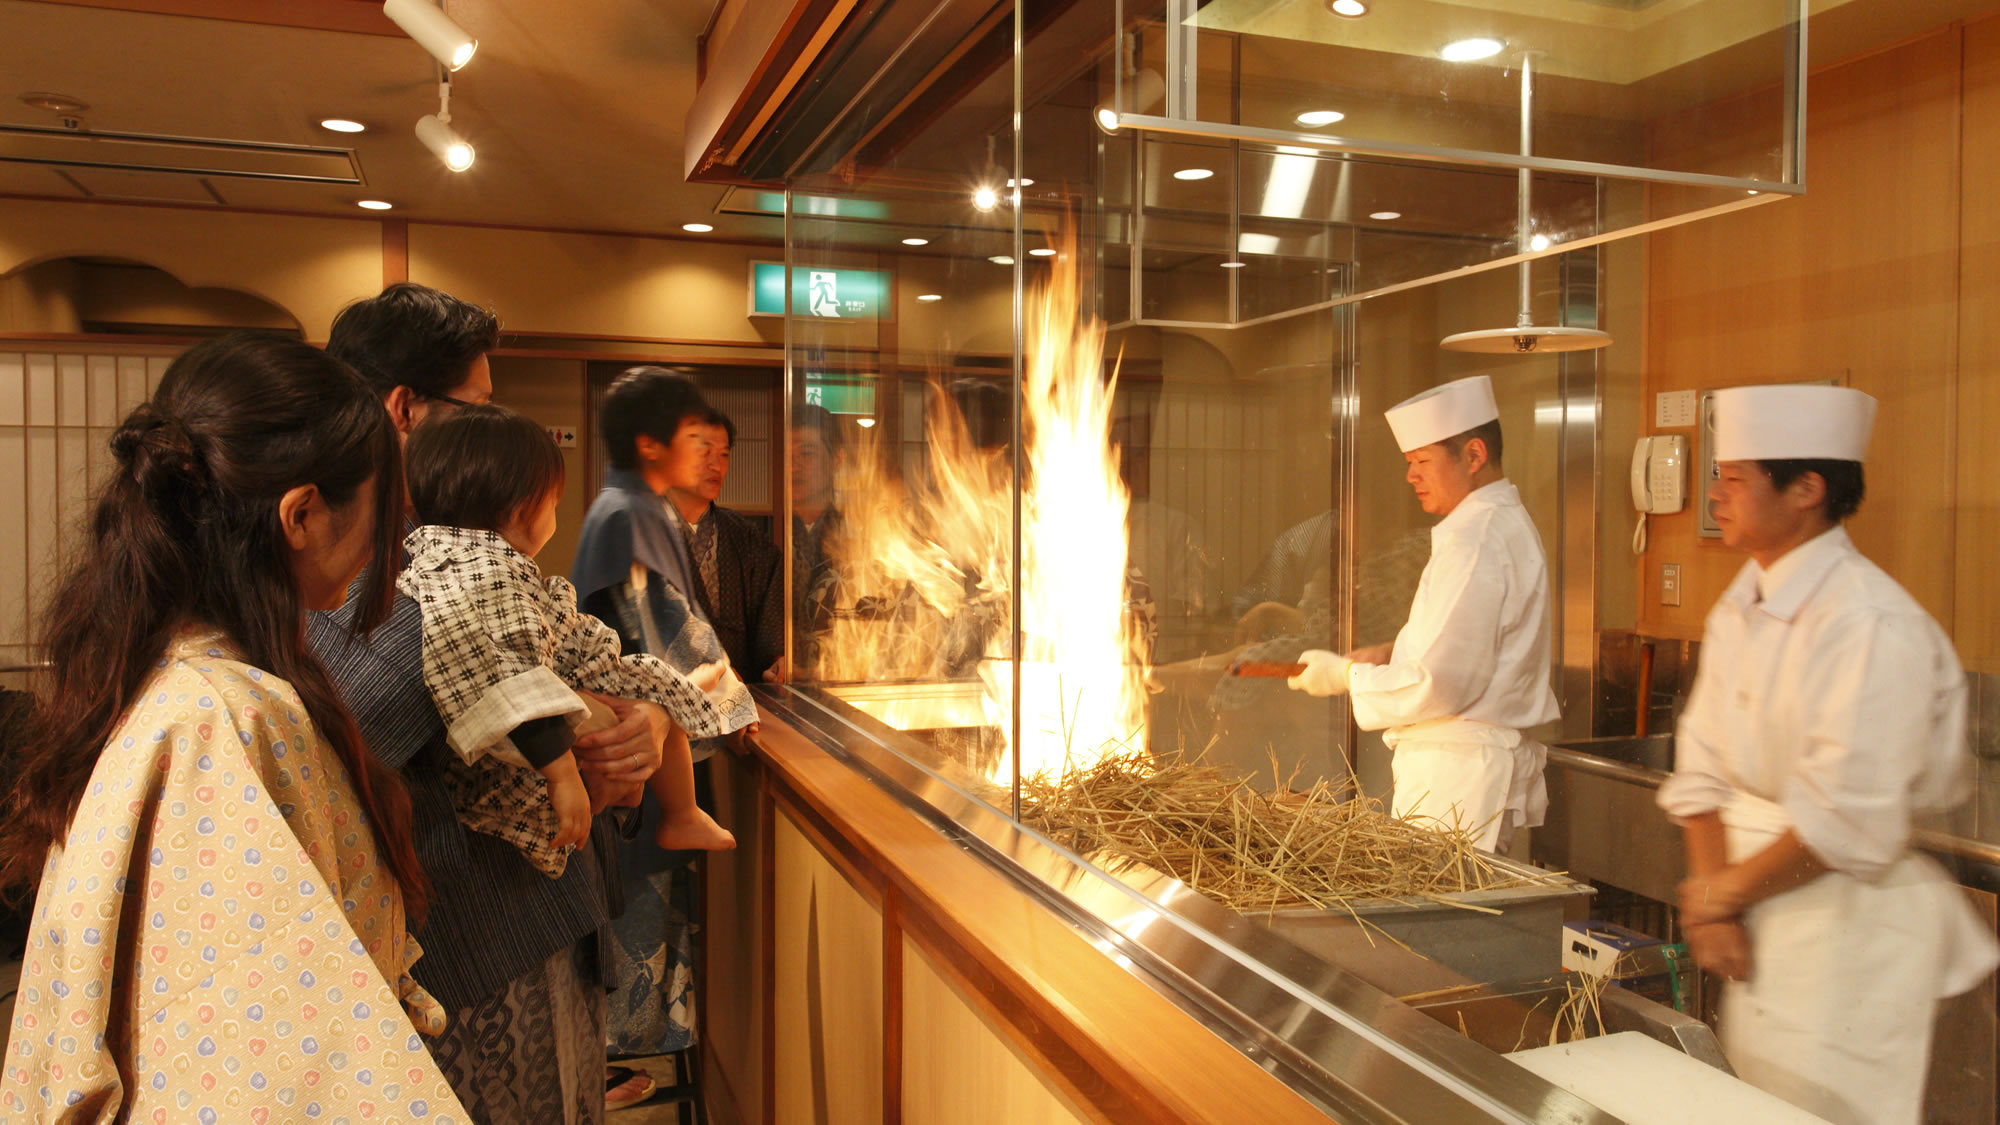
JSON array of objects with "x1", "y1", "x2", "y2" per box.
[
  {"x1": 1288, "y1": 375, "x2": 1559, "y2": 852},
  {"x1": 1659, "y1": 383, "x2": 1997, "y2": 1125}
]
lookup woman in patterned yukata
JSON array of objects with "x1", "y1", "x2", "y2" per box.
[{"x1": 0, "y1": 334, "x2": 465, "y2": 1123}]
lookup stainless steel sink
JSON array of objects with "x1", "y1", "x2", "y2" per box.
[
  {"x1": 1539, "y1": 733, "x2": 1681, "y2": 903},
  {"x1": 1549, "y1": 733, "x2": 1674, "y2": 773}
]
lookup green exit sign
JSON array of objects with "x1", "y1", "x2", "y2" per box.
[
  {"x1": 804, "y1": 378, "x2": 875, "y2": 416},
  {"x1": 749, "y1": 261, "x2": 887, "y2": 320}
]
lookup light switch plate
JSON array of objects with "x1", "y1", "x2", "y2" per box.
[
  {"x1": 1656, "y1": 390, "x2": 1697, "y2": 428},
  {"x1": 1660, "y1": 563, "x2": 1683, "y2": 607}
]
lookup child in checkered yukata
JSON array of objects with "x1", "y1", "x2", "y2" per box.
[{"x1": 397, "y1": 404, "x2": 739, "y2": 877}]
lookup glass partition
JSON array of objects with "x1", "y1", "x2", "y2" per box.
[{"x1": 757, "y1": 0, "x2": 1821, "y2": 1118}]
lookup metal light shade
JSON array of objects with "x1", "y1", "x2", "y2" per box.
[
  {"x1": 384, "y1": 0, "x2": 479, "y2": 71},
  {"x1": 1440, "y1": 325, "x2": 1613, "y2": 353},
  {"x1": 416, "y1": 114, "x2": 474, "y2": 171},
  {"x1": 1439, "y1": 53, "x2": 1611, "y2": 356}
]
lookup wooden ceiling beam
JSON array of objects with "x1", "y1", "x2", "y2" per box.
[{"x1": 14, "y1": 0, "x2": 398, "y2": 37}]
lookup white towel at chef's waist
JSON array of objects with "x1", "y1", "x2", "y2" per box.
[
  {"x1": 1722, "y1": 791, "x2": 1997, "y2": 1000},
  {"x1": 1383, "y1": 716, "x2": 1524, "y2": 750}
]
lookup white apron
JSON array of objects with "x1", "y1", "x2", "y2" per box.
[
  {"x1": 1720, "y1": 793, "x2": 1997, "y2": 1125},
  {"x1": 1389, "y1": 728, "x2": 1547, "y2": 852}
]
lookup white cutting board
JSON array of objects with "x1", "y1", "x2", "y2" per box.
[{"x1": 1509, "y1": 1032, "x2": 1832, "y2": 1125}]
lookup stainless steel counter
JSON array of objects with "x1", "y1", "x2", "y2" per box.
[
  {"x1": 1542, "y1": 736, "x2": 2000, "y2": 896},
  {"x1": 761, "y1": 683, "x2": 1627, "y2": 1124}
]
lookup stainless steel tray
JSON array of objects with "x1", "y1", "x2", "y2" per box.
[{"x1": 1265, "y1": 854, "x2": 1594, "y2": 985}]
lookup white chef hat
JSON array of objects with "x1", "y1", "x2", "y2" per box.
[
  {"x1": 1712, "y1": 384, "x2": 1876, "y2": 463},
  {"x1": 1385, "y1": 376, "x2": 1499, "y2": 453}
]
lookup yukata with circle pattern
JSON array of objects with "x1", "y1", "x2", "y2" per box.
[{"x1": 0, "y1": 630, "x2": 466, "y2": 1124}]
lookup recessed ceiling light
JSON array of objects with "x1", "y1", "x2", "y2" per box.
[
  {"x1": 1368, "y1": 210, "x2": 1401, "y2": 220},
  {"x1": 682, "y1": 223, "x2": 714, "y2": 233},
  {"x1": 902, "y1": 237, "x2": 930, "y2": 246},
  {"x1": 1029, "y1": 248, "x2": 1057, "y2": 257},
  {"x1": 1295, "y1": 110, "x2": 1345, "y2": 127},
  {"x1": 973, "y1": 186, "x2": 1000, "y2": 212},
  {"x1": 1173, "y1": 168, "x2": 1214, "y2": 181},
  {"x1": 916, "y1": 293, "x2": 943, "y2": 302},
  {"x1": 357, "y1": 199, "x2": 393, "y2": 211},
  {"x1": 1007, "y1": 177, "x2": 1035, "y2": 188},
  {"x1": 320, "y1": 118, "x2": 366, "y2": 134},
  {"x1": 1440, "y1": 37, "x2": 1505, "y2": 62},
  {"x1": 1529, "y1": 233, "x2": 1553, "y2": 251},
  {"x1": 1220, "y1": 261, "x2": 1247, "y2": 269},
  {"x1": 990, "y1": 255, "x2": 1015, "y2": 265},
  {"x1": 20, "y1": 92, "x2": 89, "y2": 115},
  {"x1": 856, "y1": 418, "x2": 878, "y2": 428},
  {"x1": 1328, "y1": 0, "x2": 1368, "y2": 15}
]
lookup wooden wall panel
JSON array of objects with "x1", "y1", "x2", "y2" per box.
[
  {"x1": 771, "y1": 811, "x2": 885, "y2": 1125},
  {"x1": 900, "y1": 938, "x2": 1094, "y2": 1125},
  {"x1": 1638, "y1": 29, "x2": 1965, "y2": 639},
  {"x1": 1956, "y1": 19, "x2": 2000, "y2": 671}
]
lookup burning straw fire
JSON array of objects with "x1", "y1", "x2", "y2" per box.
[{"x1": 815, "y1": 238, "x2": 1148, "y2": 782}]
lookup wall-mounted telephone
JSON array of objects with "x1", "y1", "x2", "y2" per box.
[
  {"x1": 1630, "y1": 434, "x2": 1687, "y2": 554},
  {"x1": 1632, "y1": 435, "x2": 1687, "y2": 514}
]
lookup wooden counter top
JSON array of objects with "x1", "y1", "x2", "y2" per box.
[{"x1": 735, "y1": 708, "x2": 1332, "y2": 1124}]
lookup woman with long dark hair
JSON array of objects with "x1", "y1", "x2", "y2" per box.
[{"x1": 0, "y1": 334, "x2": 466, "y2": 1122}]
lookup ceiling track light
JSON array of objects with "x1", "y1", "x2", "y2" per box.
[
  {"x1": 1094, "y1": 30, "x2": 1166, "y2": 134},
  {"x1": 416, "y1": 78, "x2": 473, "y2": 171},
  {"x1": 384, "y1": 0, "x2": 478, "y2": 70}
]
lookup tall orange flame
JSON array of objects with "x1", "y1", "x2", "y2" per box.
[{"x1": 817, "y1": 236, "x2": 1148, "y2": 781}]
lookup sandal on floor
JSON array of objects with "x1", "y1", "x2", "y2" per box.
[{"x1": 605, "y1": 1066, "x2": 656, "y2": 1110}]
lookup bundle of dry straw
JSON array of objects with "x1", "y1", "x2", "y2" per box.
[{"x1": 1020, "y1": 748, "x2": 1566, "y2": 916}]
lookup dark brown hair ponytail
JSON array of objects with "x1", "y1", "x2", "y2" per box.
[{"x1": 0, "y1": 332, "x2": 429, "y2": 919}]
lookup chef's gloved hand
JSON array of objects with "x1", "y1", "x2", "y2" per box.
[{"x1": 1287, "y1": 650, "x2": 1353, "y2": 696}]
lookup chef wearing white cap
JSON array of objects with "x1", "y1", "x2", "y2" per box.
[
  {"x1": 1659, "y1": 383, "x2": 1997, "y2": 1125},
  {"x1": 1287, "y1": 375, "x2": 1559, "y2": 852}
]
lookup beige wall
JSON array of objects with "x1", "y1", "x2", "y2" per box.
[
  {"x1": 1635, "y1": 24, "x2": 1978, "y2": 664},
  {"x1": 0, "y1": 199, "x2": 379, "y2": 339},
  {"x1": 487, "y1": 355, "x2": 593, "y2": 578},
  {"x1": 408, "y1": 223, "x2": 787, "y2": 345},
  {"x1": 0, "y1": 258, "x2": 83, "y2": 334}
]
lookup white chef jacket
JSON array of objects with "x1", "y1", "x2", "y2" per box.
[
  {"x1": 1348, "y1": 479, "x2": 1560, "y2": 743},
  {"x1": 1659, "y1": 525, "x2": 1997, "y2": 1125},
  {"x1": 1660, "y1": 526, "x2": 1976, "y2": 878}
]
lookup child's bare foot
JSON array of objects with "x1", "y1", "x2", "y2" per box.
[{"x1": 656, "y1": 807, "x2": 736, "y2": 851}]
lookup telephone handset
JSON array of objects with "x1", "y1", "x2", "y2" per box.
[
  {"x1": 1631, "y1": 435, "x2": 1687, "y2": 514},
  {"x1": 1630, "y1": 434, "x2": 1687, "y2": 553}
]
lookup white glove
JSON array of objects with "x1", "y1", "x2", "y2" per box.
[{"x1": 1287, "y1": 650, "x2": 1353, "y2": 697}]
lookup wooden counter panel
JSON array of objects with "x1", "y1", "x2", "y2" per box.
[
  {"x1": 751, "y1": 710, "x2": 1330, "y2": 1125},
  {"x1": 901, "y1": 936, "x2": 1095, "y2": 1125},
  {"x1": 703, "y1": 752, "x2": 768, "y2": 1125},
  {"x1": 771, "y1": 810, "x2": 886, "y2": 1125}
]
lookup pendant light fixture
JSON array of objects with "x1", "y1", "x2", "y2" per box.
[{"x1": 1440, "y1": 53, "x2": 1611, "y2": 354}]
